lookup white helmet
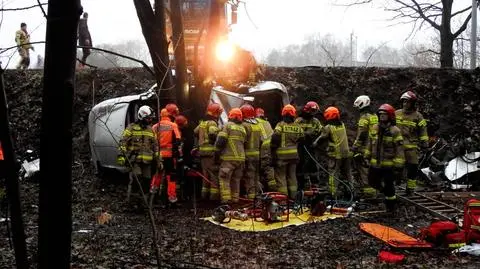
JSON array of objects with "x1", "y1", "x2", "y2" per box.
[
  {"x1": 137, "y1": 105, "x2": 153, "y2": 120},
  {"x1": 353, "y1": 95, "x2": 371, "y2": 109}
]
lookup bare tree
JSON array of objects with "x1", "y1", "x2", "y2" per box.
[{"x1": 337, "y1": 0, "x2": 475, "y2": 67}]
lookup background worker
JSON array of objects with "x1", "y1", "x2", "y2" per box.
[
  {"x1": 352, "y1": 95, "x2": 378, "y2": 198},
  {"x1": 295, "y1": 101, "x2": 323, "y2": 190},
  {"x1": 313, "y1": 106, "x2": 352, "y2": 199},
  {"x1": 271, "y1": 105, "x2": 304, "y2": 199},
  {"x1": 365, "y1": 104, "x2": 405, "y2": 214},
  {"x1": 395, "y1": 91, "x2": 428, "y2": 195},
  {"x1": 215, "y1": 108, "x2": 246, "y2": 203},
  {"x1": 78, "y1": 12, "x2": 92, "y2": 67},
  {"x1": 194, "y1": 103, "x2": 222, "y2": 201},
  {"x1": 118, "y1": 106, "x2": 162, "y2": 201},
  {"x1": 152, "y1": 108, "x2": 182, "y2": 205},
  {"x1": 15, "y1": 22, "x2": 34, "y2": 70}
]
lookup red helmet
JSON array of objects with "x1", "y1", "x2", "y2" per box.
[
  {"x1": 206, "y1": 103, "x2": 223, "y2": 118},
  {"x1": 303, "y1": 101, "x2": 320, "y2": 114},
  {"x1": 323, "y1": 106, "x2": 340, "y2": 121},
  {"x1": 281, "y1": 105, "x2": 296, "y2": 117},
  {"x1": 377, "y1": 104, "x2": 396, "y2": 121},
  {"x1": 175, "y1": 115, "x2": 188, "y2": 128},
  {"x1": 400, "y1": 91, "x2": 417, "y2": 101},
  {"x1": 165, "y1": 103, "x2": 180, "y2": 117},
  {"x1": 240, "y1": 104, "x2": 255, "y2": 119},
  {"x1": 228, "y1": 108, "x2": 243, "y2": 121},
  {"x1": 255, "y1": 108, "x2": 265, "y2": 117}
]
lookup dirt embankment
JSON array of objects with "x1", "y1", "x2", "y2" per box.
[{"x1": 1, "y1": 67, "x2": 480, "y2": 268}]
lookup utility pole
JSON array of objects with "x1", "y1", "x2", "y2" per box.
[
  {"x1": 171, "y1": 0, "x2": 189, "y2": 108},
  {"x1": 38, "y1": 0, "x2": 81, "y2": 268},
  {"x1": 471, "y1": 0, "x2": 477, "y2": 69}
]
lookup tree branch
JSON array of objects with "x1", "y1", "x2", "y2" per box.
[
  {"x1": 0, "y1": 3, "x2": 47, "y2": 11},
  {"x1": 451, "y1": 6, "x2": 471, "y2": 18},
  {"x1": 36, "y1": 0, "x2": 47, "y2": 17},
  {"x1": 453, "y1": 12, "x2": 472, "y2": 38},
  {"x1": 394, "y1": 0, "x2": 441, "y2": 30},
  {"x1": 416, "y1": 48, "x2": 440, "y2": 55}
]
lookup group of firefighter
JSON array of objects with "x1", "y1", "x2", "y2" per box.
[{"x1": 117, "y1": 89, "x2": 427, "y2": 214}]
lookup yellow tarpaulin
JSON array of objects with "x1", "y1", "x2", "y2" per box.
[{"x1": 203, "y1": 210, "x2": 344, "y2": 232}]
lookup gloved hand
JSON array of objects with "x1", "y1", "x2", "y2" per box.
[
  {"x1": 117, "y1": 155, "x2": 126, "y2": 166},
  {"x1": 157, "y1": 160, "x2": 164, "y2": 171}
]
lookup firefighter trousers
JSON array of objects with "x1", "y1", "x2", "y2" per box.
[
  {"x1": 275, "y1": 160, "x2": 298, "y2": 199},
  {"x1": 297, "y1": 146, "x2": 320, "y2": 190},
  {"x1": 244, "y1": 160, "x2": 260, "y2": 199},
  {"x1": 218, "y1": 161, "x2": 244, "y2": 203},
  {"x1": 353, "y1": 155, "x2": 376, "y2": 197},
  {"x1": 368, "y1": 167, "x2": 397, "y2": 211},
  {"x1": 200, "y1": 157, "x2": 219, "y2": 200},
  {"x1": 327, "y1": 157, "x2": 353, "y2": 197}
]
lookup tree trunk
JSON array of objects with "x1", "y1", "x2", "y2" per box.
[
  {"x1": 38, "y1": 0, "x2": 82, "y2": 268},
  {"x1": 204, "y1": 0, "x2": 223, "y2": 82},
  {"x1": 134, "y1": 0, "x2": 173, "y2": 96},
  {"x1": 440, "y1": 0, "x2": 454, "y2": 68},
  {"x1": 170, "y1": 0, "x2": 189, "y2": 108}
]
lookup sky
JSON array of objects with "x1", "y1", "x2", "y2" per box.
[{"x1": 0, "y1": 0, "x2": 476, "y2": 68}]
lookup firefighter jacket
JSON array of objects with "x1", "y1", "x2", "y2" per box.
[
  {"x1": 256, "y1": 118, "x2": 273, "y2": 139},
  {"x1": 272, "y1": 121, "x2": 304, "y2": 160},
  {"x1": 243, "y1": 119, "x2": 264, "y2": 161},
  {"x1": 316, "y1": 122, "x2": 350, "y2": 159},
  {"x1": 118, "y1": 122, "x2": 160, "y2": 165},
  {"x1": 194, "y1": 119, "x2": 220, "y2": 157},
  {"x1": 0, "y1": 142, "x2": 4, "y2": 160},
  {"x1": 215, "y1": 121, "x2": 246, "y2": 161},
  {"x1": 295, "y1": 116, "x2": 322, "y2": 143},
  {"x1": 152, "y1": 117, "x2": 181, "y2": 158},
  {"x1": 365, "y1": 124, "x2": 405, "y2": 168},
  {"x1": 260, "y1": 138, "x2": 272, "y2": 169},
  {"x1": 395, "y1": 109, "x2": 428, "y2": 150},
  {"x1": 353, "y1": 112, "x2": 378, "y2": 153},
  {"x1": 15, "y1": 30, "x2": 32, "y2": 50}
]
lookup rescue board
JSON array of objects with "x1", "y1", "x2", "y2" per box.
[{"x1": 360, "y1": 223, "x2": 433, "y2": 249}]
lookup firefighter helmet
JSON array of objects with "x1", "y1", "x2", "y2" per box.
[
  {"x1": 281, "y1": 104, "x2": 296, "y2": 117},
  {"x1": 255, "y1": 108, "x2": 265, "y2": 118},
  {"x1": 303, "y1": 101, "x2": 320, "y2": 114},
  {"x1": 207, "y1": 103, "x2": 223, "y2": 118},
  {"x1": 228, "y1": 108, "x2": 243, "y2": 121},
  {"x1": 323, "y1": 106, "x2": 340, "y2": 120},
  {"x1": 160, "y1": 108, "x2": 169, "y2": 118},
  {"x1": 175, "y1": 115, "x2": 188, "y2": 128},
  {"x1": 377, "y1": 104, "x2": 396, "y2": 121},
  {"x1": 240, "y1": 104, "x2": 255, "y2": 119},
  {"x1": 353, "y1": 95, "x2": 371, "y2": 109},
  {"x1": 138, "y1": 105, "x2": 154, "y2": 120},
  {"x1": 400, "y1": 91, "x2": 417, "y2": 101},
  {"x1": 165, "y1": 103, "x2": 180, "y2": 117}
]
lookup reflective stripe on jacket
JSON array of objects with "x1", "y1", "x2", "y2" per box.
[
  {"x1": 215, "y1": 122, "x2": 246, "y2": 161},
  {"x1": 295, "y1": 117, "x2": 322, "y2": 141},
  {"x1": 119, "y1": 123, "x2": 159, "y2": 164},
  {"x1": 194, "y1": 119, "x2": 219, "y2": 157},
  {"x1": 152, "y1": 117, "x2": 181, "y2": 158},
  {"x1": 243, "y1": 120, "x2": 264, "y2": 160},
  {"x1": 321, "y1": 123, "x2": 350, "y2": 159},
  {"x1": 364, "y1": 124, "x2": 405, "y2": 168},
  {"x1": 256, "y1": 118, "x2": 274, "y2": 140},
  {"x1": 260, "y1": 139, "x2": 271, "y2": 168},
  {"x1": 395, "y1": 109, "x2": 428, "y2": 150},
  {"x1": 353, "y1": 112, "x2": 378, "y2": 151},
  {"x1": 273, "y1": 121, "x2": 304, "y2": 160}
]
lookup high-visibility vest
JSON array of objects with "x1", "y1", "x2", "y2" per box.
[
  {"x1": 273, "y1": 121, "x2": 304, "y2": 160},
  {"x1": 353, "y1": 112, "x2": 378, "y2": 151},
  {"x1": 118, "y1": 123, "x2": 159, "y2": 164},
  {"x1": 152, "y1": 117, "x2": 181, "y2": 158},
  {"x1": 364, "y1": 124, "x2": 405, "y2": 168},
  {"x1": 194, "y1": 119, "x2": 219, "y2": 157},
  {"x1": 395, "y1": 109, "x2": 428, "y2": 150},
  {"x1": 256, "y1": 118, "x2": 273, "y2": 139},
  {"x1": 324, "y1": 123, "x2": 350, "y2": 159},
  {"x1": 216, "y1": 122, "x2": 246, "y2": 161},
  {"x1": 243, "y1": 120, "x2": 263, "y2": 160}
]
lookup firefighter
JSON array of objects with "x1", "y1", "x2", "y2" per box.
[
  {"x1": 240, "y1": 104, "x2": 264, "y2": 198},
  {"x1": 152, "y1": 109, "x2": 182, "y2": 204},
  {"x1": 175, "y1": 115, "x2": 188, "y2": 132},
  {"x1": 395, "y1": 91, "x2": 428, "y2": 195},
  {"x1": 271, "y1": 105, "x2": 304, "y2": 199},
  {"x1": 295, "y1": 101, "x2": 323, "y2": 190},
  {"x1": 166, "y1": 103, "x2": 180, "y2": 120},
  {"x1": 215, "y1": 108, "x2": 246, "y2": 203},
  {"x1": 352, "y1": 95, "x2": 378, "y2": 198},
  {"x1": 194, "y1": 103, "x2": 222, "y2": 200},
  {"x1": 78, "y1": 12, "x2": 92, "y2": 67},
  {"x1": 117, "y1": 105, "x2": 162, "y2": 201},
  {"x1": 313, "y1": 106, "x2": 352, "y2": 198},
  {"x1": 15, "y1": 23, "x2": 34, "y2": 70},
  {"x1": 365, "y1": 104, "x2": 405, "y2": 214},
  {"x1": 255, "y1": 108, "x2": 273, "y2": 139}
]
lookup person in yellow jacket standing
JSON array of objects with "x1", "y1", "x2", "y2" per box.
[
  {"x1": 365, "y1": 104, "x2": 405, "y2": 214},
  {"x1": 215, "y1": 108, "x2": 247, "y2": 203},
  {"x1": 295, "y1": 101, "x2": 323, "y2": 190},
  {"x1": 271, "y1": 105, "x2": 304, "y2": 199},
  {"x1": 255, "y1": 108, "x2": 273, "y2": 139},
  {"x1": 240, "y1": 104, "x2": 264, "y2": 198},
  {"x1": 395, "y1": 91, "x2": 428, "y2": 195},
  {"x1": 194, "y1": 103, "x2": 223, "y2": 201},
  {"x1": 313, "y1": 107, "x2": 352, "y2": 198},
  {"x1": 118, "y1": 106, "x2": 163, "y2": 201},
  {"x1": 15, "y1": 23, "x2": 34, "y2": 70},
  {"x1": 352, "y1": 95, "x2": 378, "y2": 198}
]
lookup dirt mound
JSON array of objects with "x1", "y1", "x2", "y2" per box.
[{"x1": 1, "y1": 67, "x2": 480, "y2": 268}]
